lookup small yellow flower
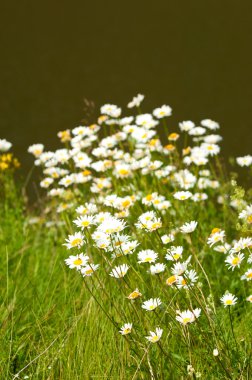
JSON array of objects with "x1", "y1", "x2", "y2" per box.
[
  {"x1": 168, "y1": 133, "x2": 180, "y2": 141},
  {"x1": 127, "y1": 289, "x2": 142, "y2": 300}
]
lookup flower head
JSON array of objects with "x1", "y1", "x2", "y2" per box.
[
  {"x1": 220, "y1": 292, "x2": 238, "y2": 307},
  {"x1": 64, "y1": 232, "x2": 85, "y2": 249},
  {"x1": 176, "y1": 308, "x2": 201, "y2": 325},
  {"x1": 142, "y1": 298, "x2": 162, "y2": 311},
  {"x1": 65, "y1": 253, "x2": 89, "y2": 269},
  {"x1": 127, "y1": 288, "x2": 142, "y2": 300},
  {"x1": 145, "y1": 327, "x2": 163, "y2": 343},
  {"x1": 119, "y1": 323, "x2": 132, "y2": 335},
  {"x1": 180, "y1": 221, "x2": 198, "y2": 234},
  {"x1": 138, "y1": 249, "x2": 158, "y2": 264},
  {"x1": 109, "y1": 264, "x2": 130, "y2": 278}
]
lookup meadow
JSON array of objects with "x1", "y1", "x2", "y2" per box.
[{"x1": 1, "y1": 95, "x2": 252, "y2": 379}]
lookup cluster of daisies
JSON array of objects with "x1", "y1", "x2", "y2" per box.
[
  {"x1": 207, "y1": 223, "x2": 252, "y2": 305},
  {"x1": 27, "y1": 94, "x2": 249, "y2": 218},
  {"x1": 27, "y1": 95, "x2": 251, "y2": 347}
]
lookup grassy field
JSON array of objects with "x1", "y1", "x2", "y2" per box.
[{"x1": 1, "y1": 101, "x2": 252, "y2": 379}]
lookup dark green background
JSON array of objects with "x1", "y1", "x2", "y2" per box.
[{"x1": 0, "y1": 1, "x2": 252, "y2": 171}]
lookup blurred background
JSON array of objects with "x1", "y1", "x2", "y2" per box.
[{"x1": 0, "y1": 0, "x2": 252, "y2": 174}]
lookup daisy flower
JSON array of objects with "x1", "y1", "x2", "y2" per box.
[
  {"x1": 246, "y1": 295, "x2": 252, "y2": 303},
  {"x1": 173, "y1": 191, "x2": 192, "y2": 201},
  {"x1": 171, "y1": 257, "x2": 191, "y2": 275},
  {"x1": 179, "y1": 120, "x2": 195, "y2": 132},
  {"x1": 229, "y1": 237, "x2": 252, "y2": 253},
  {"x1": 127, "y1": 93, "x2": 144, "y2": 108},
  {"x1": 119, "y1": 323, "x2": 132, "y2": 335},
  {"x1": 64, "y1": 232, "x2": 85, "y2": 249},
  {"x1": 98, "y1": 217, "x2": 126, "y2": 235},
  {"x1": 28, "y1": 143, "x2": 44, "y2": 157},
  {"x1": 100, "y1": 104, "x2": 121, "y2": 118},
  {"x1": 153, "y1": 105, "x2": 172, "y2": 119},
  {"x1": 40, "y1": 177, "x2": 54, "y2": 188},
  {"x1": 145, "y1": 327, "x2": 163, "y2": 343},
  {"x1": 176, "y1": 308, "x2": 201, "y2": 325},
  {"x1": 201, "y1": 119, "x2": 220, "y2": 130},
  {"x1": 207, "y1": 229, "x2": 225, "y2": 247},
  {"x1": 220, "y1": 292, "x2": 238, "y2": 307},
  {"x1": 135, "y1": 212, "x2": 162, "y2": 231},
  {"x1": 142, "y1": 298, "x2": 162, "y2": 311},
  {"x1": 81, "y1": 263, "x2": 100, "y2": 277},
  {"x1": 213, "y1": 243, "x2": 231, "y2": 253},
  {"x1": 165, "y1": 246, "x2": 183, "y2": 261},
  {"x1": 137, "y1": 250, "x2": 158, "y2": 263},
  {"x1": 161, "y1": 233, "x2": 175, "y2": 244},
  {"x1": 180, "y1": 221, "x2": 198, "y2": 234},
  {"x1": 177, "y1": 270, "x2": 198, "y2": 289},
  {"x1": 236, "y1": 155, "x2": 252, "y2": 167},
  {"x1": 0, "y1": 138, "x2": 12, "y2": 152},
  {"x1": 76, "y1": 203, "x2": 98, "y2": 215},
  {"x1": 166, "y1": 274, "x2": 179, "y2": 286},
  {"x1": 225, "y1": 253, "x2": 244, "y2": 270},
  {"x1": 127, "y1": 288, "x2": 142, "y2": 300},
  {"x1": 109, "y1": 264, "x2": 130, "y2": 278},
  {"x1": 73, "y1": 215, "x2": 96, "y2": 229},
  {"x1": 65, "y1": 253, "x2": 89, "y2": 269},
  {"x1": 241, "y1": 269, "x2": 252, "y2": 281},
  {"x1": 150, "y1": 263, "x2": 166, "y2": 275}
]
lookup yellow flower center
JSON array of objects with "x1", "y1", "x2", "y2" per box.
[
  {"x1": 146, "y1": 194, "x2": 153, "y2": 201},
  {"x1": 122, "y1": 199, "x2": 131, "y2": 208},
  {"x1": 246, "y1": 272, "x2": 252, "y2": 279},
  {"x1": 81, "y1": 221, "x2": 90, "y2": 227},
  {"x1": 73, "y1": 258, "x2": 82, "y2": 266},
  {"x1": 128, "y1": 291, "x2": 141, "y2": 299},
  {"x1": 151, "y1": 222, "x2": 161, "y2": 229},
  {"x1": 82, "y1": 170, "x2": 91, "y2": 176},
  {"x1": 144, "y1": 257, "x2": 153, "y2": 262},
  {"x1": 149, "y1": 139, "x2": 158, "y2": 146},
  {"x1": 168, "y1": 133, "x2": 179, "y2": 140},
  {"x1": 85, "y1": 268, "x2": 94, "y2": 275},
  {"x1": 183, "y1": 317, "x2": 191, "y2": 324},
  {"x1": 71, "y1": 238, "x2": 82, "y2": 246},
  {"x1": 211, "y1": 228, "x2": 220, "y2": 235},
  {"x1": 232, "y1": 257, "x2": 240, "y2": 265},
  {"x1": 225, "y1": 300, "x2": 233, "y2": 305},
  {"x1": 173, "y1": 254, "x2": 181, "y2": 261},
  {"x1": 118, "y1": 169, "x2": 129, "y2": 176},
  {"x1": 166, "y1": 275, "x2": 177, "y2": 285},
  {"x1": 247, "y1": 215, "x2": 252, "y2": 224}
]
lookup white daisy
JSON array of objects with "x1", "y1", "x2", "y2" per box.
[
  {"x1": 142, "y1": 298, "x2": 162, "y2": 311},
  {"x1": 119, "y1": 323, "x2": 132, "y2": 335},
  {"x1": 220, "y1": 292, "x2": 238, "y2": 307},
  {"x1": 65, "y1": 253, "x2": 89, "y2": 269},
  {"x1": 180, "y1": 221, "x2": 198, "y2": 233},
  {"x1": 145, "y1": 327, "x2": 163, "y2": 343},
  {"x1": 64, "y1": 232, "x2": 85, "y2": 249},
  {"x1": 137, "y1": 250, "x2": 158, "y2": 263},
  {"x1": 109, "y1": 264, "x2": 130, "y2": 278},
  {"x1": 176, "y1": 308, "x2": 201, "y2": 325}
]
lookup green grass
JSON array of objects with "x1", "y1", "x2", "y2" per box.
[
  {"x1": 1, "y1": 174, "x2": 252, "y2": 380},
  {"x1": 0, "y1": 191, "x2": 133, "y2": 379}
]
